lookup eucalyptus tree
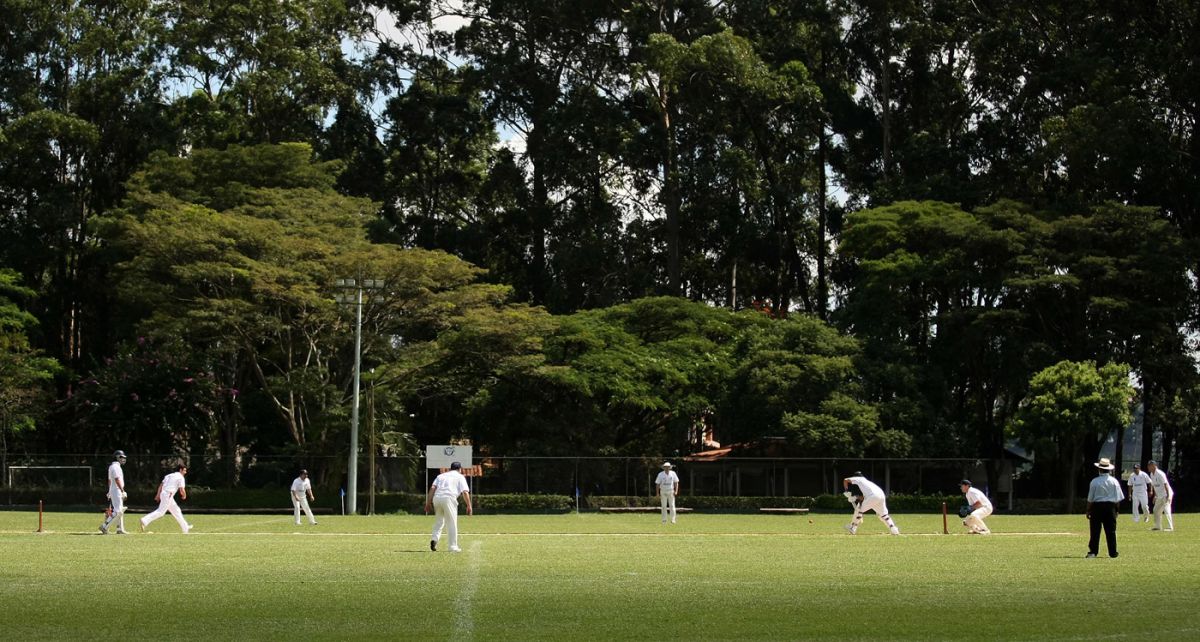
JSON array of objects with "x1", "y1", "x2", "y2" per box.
[
  {"x1": 0, "y1": 0, "x2": 169, "y2": 371},
  {"x1": 724, "y1": 0, "x2": 857, "y2": 321},
  {"x1": 418, "y1": 0, "x2": 628, "y2": 307},
  {"x1": 158, "y1": 0, "x2": 376, "y2": 148},
  {"x1": 836, "y1": 0, "x2": 984, "y2": 208}
]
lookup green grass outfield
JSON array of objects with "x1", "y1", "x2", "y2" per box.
[{"x1": 1, "y1": 510, "x2": 1197, "y2": 640}]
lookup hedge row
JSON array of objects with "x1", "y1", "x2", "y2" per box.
[{"x1": 0, "y1": 488, "x2": 1087, "y2": 514}]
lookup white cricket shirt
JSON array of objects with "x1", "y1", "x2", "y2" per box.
[
  {"x1": 1128, "y1": 470, "x2": 1151, "y2": 494},
  {"x1": 161, "y1": 471, "x2": 186, "y2": 494},
  {"x1": 655, "y1": 470, "x2": 679, "y2": 493},
  {"x1": 847, "y1": 476, "x2": 885, "y2": 502},
  {"x1": 431, "y1": 470, "x2": 469, "y2": 499},
  {"x1": 291, "y1": 477, "x2": 312, "y2": 494},
  {"x1": 964, "y1": 486, "x2": 992, "y2": 511},
  {"x1": 108, "y1": 462, "x2": 124, "y2": 493},
  {"x1": 1150, "y1": 469, "x2": 1172, "y2": 498}
]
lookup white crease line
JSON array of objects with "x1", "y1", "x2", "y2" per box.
[
  {"x1": 0, "y1": 530, "x2": 1077, "y2": 537},
  {"x1": 452, "y1": 540, "x2": 483, "y2": 640}
]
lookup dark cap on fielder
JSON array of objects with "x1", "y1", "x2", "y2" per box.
[
  {"x1": 960, "y1": 479, "x2": 972, "y2": 486},
  {"x1": 450, "y1": 461, "x2": 462, "y2": 470}
]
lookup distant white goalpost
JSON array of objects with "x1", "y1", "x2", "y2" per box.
[{"x1": 6, "y1": 466, "x2": 94, "y2": 489}]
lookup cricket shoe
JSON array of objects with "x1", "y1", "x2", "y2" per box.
[
  {"x1": 430, "y1": 540, "x2": 437, "y2": 552},
  {"x1": 449, "y1": 546, "x2": 462, "y2": 553},
  {"x1": 842, "y1": 524, "x2": 856, "y2": 535},
  {"x1": 116, "y1": 530, "x2": 128, "y2": 535},
  {"x1": 1085, "y1": 553, "x2": 1097, "y2": 558},
  {"x1": 99, "y1": 525, "x2": 108, "y2": 535}
]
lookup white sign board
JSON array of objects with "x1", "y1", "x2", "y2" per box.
[{"x1": 425, "y1": 445, "x2": 473, "y2": 470}]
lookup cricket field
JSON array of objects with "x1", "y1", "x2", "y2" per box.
[{"x1": 1, "y1": 511, "x2": 1196, "y2": 640}]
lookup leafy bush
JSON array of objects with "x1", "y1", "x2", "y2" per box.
[{"x1": 475, "y1": 494, "x2": 574, "y2": 513}]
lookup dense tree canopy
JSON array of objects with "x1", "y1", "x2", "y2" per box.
[{"x1": 2, "y1": 1, "x2": 1198, "y2": 495}]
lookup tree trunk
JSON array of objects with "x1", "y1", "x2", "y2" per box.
[
  {"x1": 662, "y1": 104, "x2": 681, "y2": 296},
  {"x1": 1140, "y1": 380, "x2": 1155, "y2": 466},
  {"x1": 1066, "y1": 442, "x2": 1081, "y2": 513},
  {"x1": 529, "y1": 123, "x2": 549, "y2": 304},
  {"x1": 817, "y1": 123, "x2": 829, "y2": 321}
]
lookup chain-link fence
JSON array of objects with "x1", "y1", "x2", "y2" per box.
[
  {"x1": 2, "y1": 452, "x2": 1012, "y2": 500},
  {"x1": 7, "y1": 451, "x2": 1194, "y2": 512}
]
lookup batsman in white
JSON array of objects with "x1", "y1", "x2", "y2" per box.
[
  {"x1": 426, "y1": 461, "x2": 472, "y2": 552},
  {"x1": 139, "y1": 463, "x2": 192, "y2": 534},
  {"x1": 1147, "y1": 460, "x2": 1174, "y2": 531},
  {"x1": 842, "y1": 473, "x2": 900, "y2": 535},
  {"x1": 99, "y1": 450, "x2": 128, "y2": 535},
  {"x1": 655, "y1": 462, "x2": 680, "y2": 524},
  {"x1": 959, "y1": 479, "x2": 992, "y2": 535},
  {"x1": 1127, "y1": 463, "x2": 1151, "y2": 523},
  {"x1": 290, "y1": 469, "x2": 317, "y2": 525}
]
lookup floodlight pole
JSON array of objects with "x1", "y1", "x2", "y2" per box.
[
  {"x1": 348, "y1": 285, "x2": 363, "y2": 515},
  {"x1": 335, "y1": 277, "x2": 384, "y2": 515}
]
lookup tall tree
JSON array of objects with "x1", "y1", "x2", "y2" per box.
[
  {"x1": 1011, "y1": 360, "x2": 1132, "y2": 510},
  {"x1": 0, "y1": 0, "x2": 169, "y2": 373}
]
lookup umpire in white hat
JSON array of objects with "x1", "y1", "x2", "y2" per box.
[{"x1": 1086, "y1": 457, "x2": 1124, "y2": 558}]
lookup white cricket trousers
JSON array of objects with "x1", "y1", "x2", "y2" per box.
[
  {"x1": 431, "y1": 496, "x2": 461, "y2": 549},
  {"x1": 103, "y1": 487, "x2": 125, "y2": 532},
  {"x1": 851, "y1": 497, "x2": 900, "y2": 534},
  {"x1": 964, "y1": 506, "x2": 992, "y2": 534},
  {"x1": 1131, "y1": 492, "x2": 1150, "y2": 522},
  {"x1": 292, "y1": 492, "x2": 316, "y2": 524},
  {"x1": 141, "y1": 492, "x2": 189, "y2": 532},
  {"x1": 660, "y1": 491, "x2": 677, "y2": 523},
  {"x1": 1153, "y1": 495, "x2": 1174, "y2": 530}
]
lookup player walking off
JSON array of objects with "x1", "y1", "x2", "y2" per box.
[
  {"x1": 99, "y1": 450, "x2": 128, "y2": 535},
  {"x1": 959, "y1": 480, "x2": 992, "y2": 535},
  {"x1": 843, "y1": 473, "x2": 900, "y2": 535},
  {"x1": 1127, "y1": 464, "x2": 1151, "y2": 523},
  {"x1": 655, "y1": 462, "x2": 680, "y2": 524},
  {"x1": 290, "y1": 469, "x2": 317, "y2": 525},
  {"x1": 140, "y1": 464, "x2": 191, "y2": 534},
  {"x1": 426, "y1": 461, "x2": 472, "y2": 552},
  {"x1": 1147, "y1": 461, "x2": 1174, "y2": 531}
]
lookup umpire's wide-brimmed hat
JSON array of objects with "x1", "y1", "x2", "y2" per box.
[
  {"x1": 1094, "y1": 457, "x2": 1115, "y2": 471},
  {"x1": 661, "y1": 462, "x2": 672, "y2": 468}
]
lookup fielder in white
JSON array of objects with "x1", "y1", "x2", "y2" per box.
[
  {"x1": 139, "y1": 464, "x2": 191, "y2": 534},
  {"x1": 1147, "y1": 460, "x2": 1174, "y2": 531},
  {"x1": 959, "y1": 479, "x2": 992, "y2": 535},
  {"x1": 655, "y1": 462, "x2": 680, "y2": 524},
  {"x1": 843, "y1": 473, "x2": 900, "y2": 535},
  {"x1": 426, "y1": 461, "x2": 472, "y2": 552},
  {"x1": 1127, "y1": 463, "x2": 1151, "y2": 523},
  {"x1": 290, "y1": 469, "x2": 317, "y2": 525},
  {"x1": 99, "y1": 450, "x2": 128, "y2": 535}
]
